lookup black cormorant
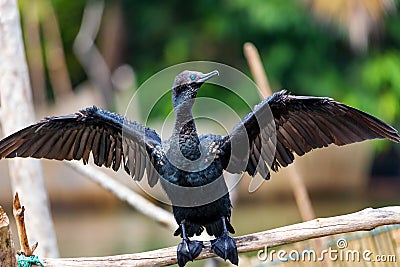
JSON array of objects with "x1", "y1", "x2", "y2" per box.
[{"x1": 0, "y1": 70, "x2": 399, "y2": 266}]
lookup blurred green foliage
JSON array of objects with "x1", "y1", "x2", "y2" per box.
[{"x1": 25, "y1": 0, "x2": 399, "y2": 127}]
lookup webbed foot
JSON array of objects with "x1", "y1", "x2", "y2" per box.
[
  {"x1": 211, "y1": 232, "x2": 238, "y2": 265},
  {"x1": 177, "y1": 239, "x2": 204, "y2": 267}
]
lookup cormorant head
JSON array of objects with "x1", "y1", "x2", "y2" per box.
[{"x1": 172, "y1": 70, "x2": 219, "y2": 109}]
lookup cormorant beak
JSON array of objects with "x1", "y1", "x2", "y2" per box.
[{"x1": 197, "y1": 70, "x2": 219, "y2": 83}]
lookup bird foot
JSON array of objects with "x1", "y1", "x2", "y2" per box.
[
  {"x1": 210, "y1": 233, "x2": 238, "y2": 265},
  {"x1": 177, "y1": 239, "x2": 204, "y2": 267}
]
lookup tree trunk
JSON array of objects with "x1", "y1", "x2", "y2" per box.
[
  {"x1": 0, "y1": 0, "x2": 59, "y2": 257},
  {"x1": 0, "y1": 206, "x2": 17, "y2": 267}
]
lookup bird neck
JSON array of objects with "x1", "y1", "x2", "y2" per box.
[
  {"x1": 173, "y1": 102, "x2": 199, "y2": 139},
  {"x1": 172, "y1": 101, "x2": 201, "y2": 159}
]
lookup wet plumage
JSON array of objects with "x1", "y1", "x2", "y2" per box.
[{"x1": 0, "y1": 70, "x2": 399, "y2": 266}]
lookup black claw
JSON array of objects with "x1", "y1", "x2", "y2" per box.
[
  {"x1": 177, "y1": 239, "x2": 204, "y2": 267},
  {"x1": 211, "y1": 233, "x2": 238, "y2": 265}
]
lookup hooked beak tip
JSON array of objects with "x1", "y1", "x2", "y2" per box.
[{"x1": 199, "y1": 70, "x2": 219, "y2": 83}]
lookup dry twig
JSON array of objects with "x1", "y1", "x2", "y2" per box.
[
  {"x1": 13, "y1": 193, "x2": 38, "y2": 257},
  {"x1": 40, "y1": 206, "x2": 400, "y2": 266}
]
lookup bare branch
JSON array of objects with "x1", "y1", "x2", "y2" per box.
[
  {"x1": 0, "y1": 206, "x2": 17, "y2": 267},
  {"x1": 243, "y1": 42, "x2": 272, "y2": 98},
  {"x1": 13, "y1": 192, "x2": 39, "y2": 257},
  {"x1": 65, "y1": 161, "x2": 176, "y2": 230},
  {"x1": 41, "y1": 206, "x2": 400, "y2": 266}
]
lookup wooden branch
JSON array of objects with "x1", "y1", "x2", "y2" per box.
[
  {"x1": 243, "y1": 42, "x2": 272, "y2": 98},
  {"x1": 0, "y1": 0, "x2": 59, "y2": 257},
  {"x1": 13, "y1": 192, "x2": 38, "y2": 257},
  {"x1": 41, "y1": 206, "x2": 400, "y2": 266},
  {"x1": 65, "y1": 161, "x2": 176, "y2": 230},
  {"x1": 0, "y1": 206, "x2": 17, "y2": 267},
  {"x1": 243, "y1": 42, "x2": 316, "y2": 222}
]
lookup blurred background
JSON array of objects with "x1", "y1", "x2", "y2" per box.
[{"x1": 1, "y1": 0, "x2": 400, "y2": 266}]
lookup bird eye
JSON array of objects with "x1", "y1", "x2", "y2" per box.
[{"x1": 190, "y1": 74, "x2": 196, "y2": 81}]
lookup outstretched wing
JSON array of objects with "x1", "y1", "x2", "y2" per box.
[
  {"x1": 0, "y1": 106, "x2": 164, "y2": 187},
  {"x1": 220, "y1": 90, "x2": 400, "y2": 178}
]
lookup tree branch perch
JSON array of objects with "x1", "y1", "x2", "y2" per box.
[{"x1": 41, "y1": 206, "x2": 400, "y2": 266}]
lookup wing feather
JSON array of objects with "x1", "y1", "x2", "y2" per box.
[
  {"x1": 74, "y1": 127, "x2": 90, "y2": 160},
  {"x1": 82, "y1": 128, "x2": 96, "y2": 164},
  {"x1": 220, "y1": 90, "x2": 400, "y2": 178},
  {"x1": 105, "y1": 134, "x2": 115, "y2": 168},
  {"x1": 0, "y1": 106, "x2": 164, "y2": 187},
  {"x1": 113, "y1": 136, "x2": 122, "y2": 172}
]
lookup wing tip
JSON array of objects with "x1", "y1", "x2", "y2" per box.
[{"x1": 389, "y1": 133, "x2": 400, "y2": 143}]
